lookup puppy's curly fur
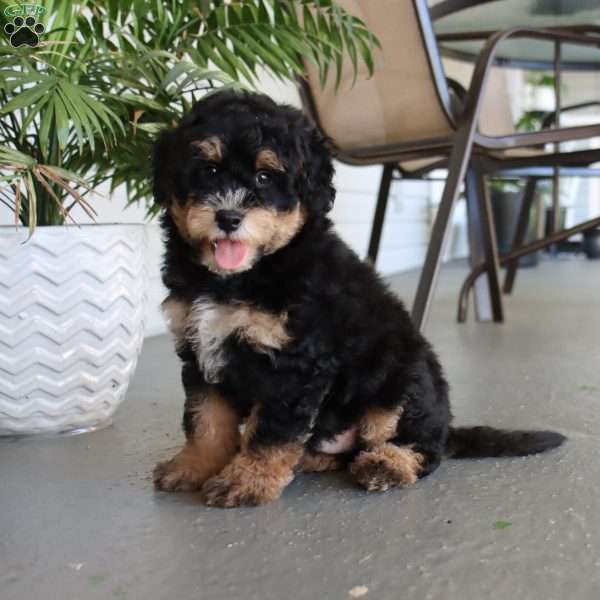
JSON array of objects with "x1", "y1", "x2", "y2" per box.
[{"x1": 152, "y1": 91, "x2": 565, "y2": 507}]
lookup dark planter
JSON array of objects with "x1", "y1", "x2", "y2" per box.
[
  {"x1": 583, "y1": 229, "x2": 600, "y2": 259},
  {"x1": 490, "y1": 189, "x2": 539, "y2": 268}
]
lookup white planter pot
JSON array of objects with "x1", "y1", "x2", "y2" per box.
[{"x1": 0, "y1": 224, "x2": 147, "y2": 435}]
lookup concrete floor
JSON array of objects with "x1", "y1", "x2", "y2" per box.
[{"x1": 2, "y1": 258, "x2": 600, "y2": 600}]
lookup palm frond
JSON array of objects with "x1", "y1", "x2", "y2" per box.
[
  {"x1": 0, "y1": 145, "x2": 97, "y2": 229},
  {"x1": 0, "y1": 0, "x2": 379, "y2": 229}
]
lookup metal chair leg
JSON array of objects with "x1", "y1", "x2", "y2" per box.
[
  {"x1": 412, "y1": 31, "x2": 509, "y2": 331},
  {"x1": 411, "y1": 127, "x2": 475, "y2": 331},
  {"x1": 465, "y1": 167, "x2": 493, "y2": 321},
  {"x1": 367, "y1": 164, "x2": 395, "y2": 265},
  {"x1": 467, "y1": 168, "x2": 504, "y2": 322},
  {"x1": 503, "y1": 177, "x2": 537, "y2": 294}
]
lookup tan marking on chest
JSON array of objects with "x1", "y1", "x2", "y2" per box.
[{"x1": 188, "y1": 298, "x2": 291, "y2": 383}]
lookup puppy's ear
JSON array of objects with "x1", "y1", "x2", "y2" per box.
[
  {"x1": 152, "y1": 128, "x2": 181, "y2": 207},
  {"x1": 297, "y1": 126, "x2": 336, "y2": 216}
]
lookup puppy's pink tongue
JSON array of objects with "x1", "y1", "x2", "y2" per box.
[{"x1": 214, "y1": 239, "x2": 248, "y2": 270}]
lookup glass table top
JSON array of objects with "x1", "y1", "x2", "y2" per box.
[{"x1": 430, "y1": 0, "x2": 600, "y2": 69}]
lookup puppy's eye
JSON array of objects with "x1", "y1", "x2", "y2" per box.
[
  {"x1": 255, "y1": 170, "x2": 272, "y2": 188},
  {"x1": 202, "y1": 164, "x2": 219, "y2": 177}
]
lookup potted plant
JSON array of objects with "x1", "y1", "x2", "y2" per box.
[{"x1": 0, "y1": 0, "x2": 376, "y2": 435}]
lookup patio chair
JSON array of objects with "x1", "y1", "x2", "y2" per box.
[
  {"x1": 299, "y1": 0, "x2": 600, "y2": 330},
  {"x1": 441, "y1": 69, "x2": 600, "y2": 315}
]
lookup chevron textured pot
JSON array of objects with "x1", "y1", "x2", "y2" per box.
[{"x1": 0, "y1": 225, "x2": 147, "y2": 435}]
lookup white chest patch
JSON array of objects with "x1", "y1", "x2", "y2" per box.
[{"x1": 180, "y1": 297, "x2": 291, "y2": 384}]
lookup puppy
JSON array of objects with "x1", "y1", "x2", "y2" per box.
[{"x1": 152, "y1": 90, "x2": 565, "y2": 507}]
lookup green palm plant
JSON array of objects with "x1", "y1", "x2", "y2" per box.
[{"x1": 0, "y1": 0, "x2": 377, "y2": 231}]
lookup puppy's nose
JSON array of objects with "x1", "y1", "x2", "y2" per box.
[{"x1": 215, "y1": 209, "x2": 243, "y2": 233}]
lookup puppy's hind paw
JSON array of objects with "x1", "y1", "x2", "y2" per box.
[{"x1": 349, "y1": 446, "x2": 423, "y2": 492}]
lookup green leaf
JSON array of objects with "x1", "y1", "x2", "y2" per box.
[
  {"x1": 236, "y1": 30, "x2": 286, "y2": 78},
  {"x1": 0, "y1": 145, "x2": 37, "y2": 169},
  {"x1": 210, "y1": 35, "x2": 248, "y2": 80},
  {"x1": 52, "y1": 95, "x2": 70, "y2": 150},
  {"x1": 494, "y1": 521, "x2": 512, "y2": 530},
  {"x1": 57, "y1": 86, "x2": 96, "y2": 154},
  {"x1": 0, "y1": 80, "x2": 55, "y2": 114},
  {"x1": 114, "y1": 94, "x2": 167, "y2": 112},
  {"x1": 0, "y1": 72, "x2": 46, "y2": 93},
  {"x1": 162, "y1": 62, "x2": 195, "y2": 89},
  {"x1": 0, "y1": 0, "x2": 380, "y2": 230},
  {"x1": 226, "y1": 38, "x2": 258, "y2": 79},
  {"x1": 38, "y1": 101, "x2": 56, "y2": 159},
  {"x1": 195, "y1": 37, "x2": 234, "y2": 80},
  {"x1": 341, "y1": 26, "x2": 359, "y2": 86},
  {"x1": 56, "y1": 88, "x2": 86, "y2": 151},
  {"x1": 257, "y1": 0, "x2": 270, "y2": 23},
  {"x1": 75, "y1": 88, "x2": 125, "y2": 139},
  {"x1": 24, "y1": 172, "x2": 37, "y2": 237},
  {"x1": 357, "y1": 36, "x2": 375, "y2": 78},
  {"x1": 303, "y1": 5, "x2": 319, "y2": 38},
  {"x1": 46, "y1": 165, "x2": 95, "y2": 189}
]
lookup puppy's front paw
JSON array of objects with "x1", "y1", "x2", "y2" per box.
[
  {"x1": 201, "y1": 475, "x2": 259, "y2": 508},
  {"x1": 201, "y1": 460, "x2": 291, "y2": 508},
  {"x1": 153, "y1": 455, "x2": 210, "y2": 492},
  {"x1": 201, "y1": 473, "x2": 282, "y2": 508}
]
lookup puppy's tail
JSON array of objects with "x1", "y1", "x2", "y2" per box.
[{"x1": 445, "y1": 426, "x2": 566, "y2": 459}]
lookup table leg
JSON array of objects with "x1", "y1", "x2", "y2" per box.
[
  {"x1": 464, "y1": 167, "x2": 504, "y2": 322},
  {"x1": 551, "y1": 41, "x2": 562, "y2": 252}
]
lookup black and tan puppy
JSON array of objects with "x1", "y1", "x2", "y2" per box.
[{"x1": 152, "y1": 90, "x2": 565, "y2": 507}]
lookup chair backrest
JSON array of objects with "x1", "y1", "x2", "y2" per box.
[{"x1": 301, "y1": 0, "x2": 455, "y2": 156}]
